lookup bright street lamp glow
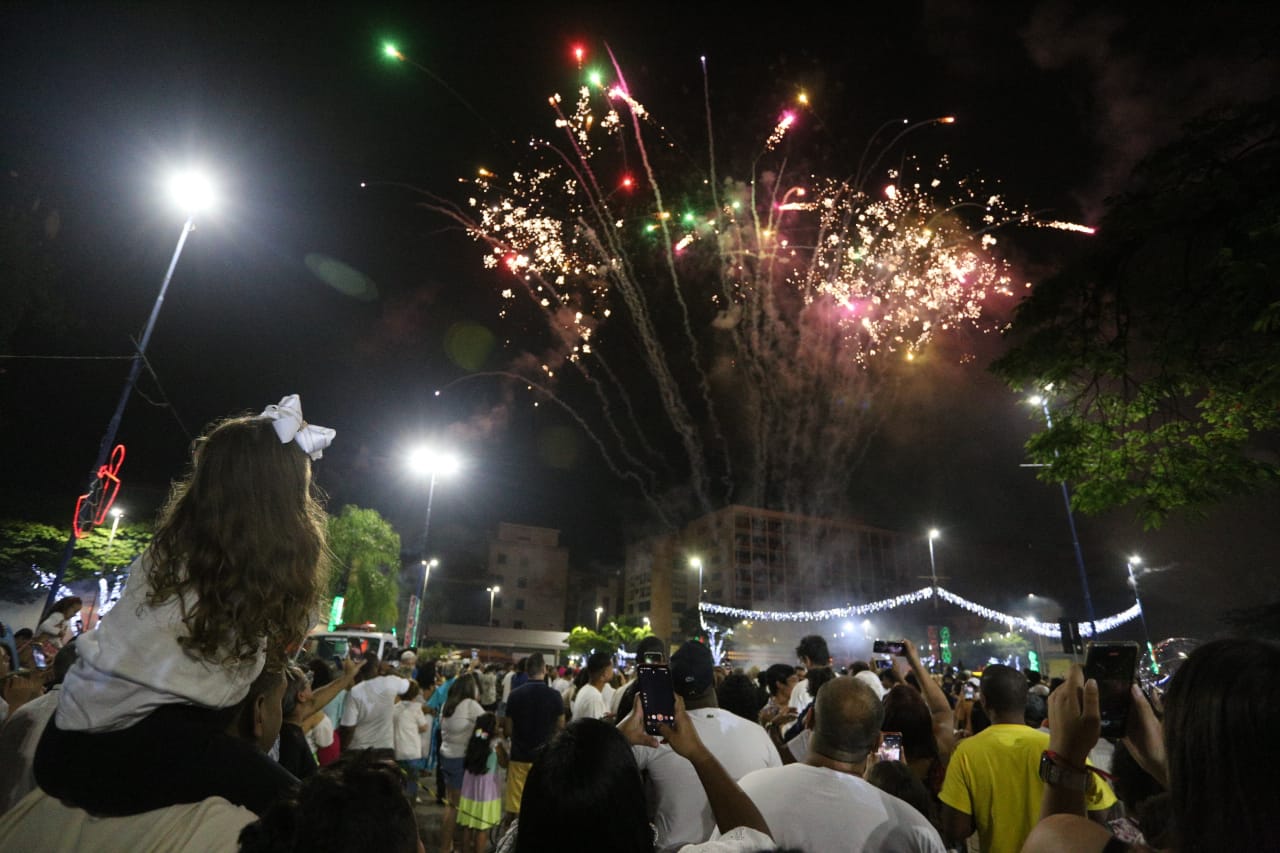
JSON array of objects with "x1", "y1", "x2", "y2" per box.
[
  {"x1": 928, "y1": 528, "x2": 940, "y2": 540},
  {"x1": 1027, "y1": 395, "x2": 1044, "y2": 406},
  {"x1": 408, "y1": 446, "x2": 461, "y2": 477},
  {"x1": 168, "y1": 169, "x2": 216, "y2": 214},
  {"x1": 1129, "y1": 554, "x2": 1142, "y2": 565}
]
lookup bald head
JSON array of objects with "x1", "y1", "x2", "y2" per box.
[{"x1": 809, "y1": 676, "x2": 884, "y2": 764}]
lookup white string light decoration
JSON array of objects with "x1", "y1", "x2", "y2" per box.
[{"x1": 699, "y1": 586, "x2": 1143, "y2": 637}]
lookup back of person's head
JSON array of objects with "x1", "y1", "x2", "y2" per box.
[
  {"x1": 586, "y1": 651, "x2": 612, "y2": 681},
  {"x1": 796, "y1": 635, "x2": 830, "y2": 667},
  {"x1": 1024, "y1": 692, "x2": 1048, "y2": 728},
  {"x1": 525, "y1": 652, "x2": 545, "y2": 678},
  {"x1": 866, "y1": 759, "x2": 935, "y2": 823},
  {"x1": 806, "y1": 663, "x2": 837, "y2": 698},
  {"x1": 979, "y1": 665, "x2": 1027, "y2": 715},
  {"x1": 515, "y1": 719, "x2": 650, "y2": 853},
  {"x1": 356, "y1": 651, "x2": 380, "y2": 683},
  {"x1": 402, "y1": 681, "x2": 421, "y2": 702},
  {"x1": 224, "y1": 650, "x2": 288, "y2": 753},
  {"x1": 306, "y1": 658, "x2": 332, "y2": 690},
  {"x1": 635, "y1": 635, "x2": 666, "y2": 662},
  {"x1": 50, "y1": 637, "x2": 79, "y2": 685},
  {"x1": 282, "y1": 665, "x2": 309, "y2": 718},
  {"x1": 439, "y1": 662, "x2": 456, "y2": 681},
  {"x1": 882, "y1": 684, "x2": 939, "y2": 761},
  {"x1": 148, "y1": 413, "x2": 330, "y2": 664},
  {"x1": 717, "y1": 673, "x2": 765, "y2": 722},
  {"x1": 1027, "y1": 670, "x2": 1043, "y2": 687},
  {"x1": 465, "y1": 712, "x2": 499, "y2": 775},
  {"x1": 14, "y1": 628, "x2": 32, "y2": 643},
  {"x1": 810, "y1": 677, "x2": 884, "y2": 764},
  {"x1": 444, "y1": 672, "x2": 478, "y2": 717},
  {"x1": 1162, "y1": 638, "x2": 1280, "y2": 852},
  {"x1": 762, "y1": 663, "x2": 796, "y2": 698},
  {"x1": 846, "y1": 660, "x2": 869, "y2": 677},
  {"x1": 238, "y1": 753, "x2": 418, "y2": 853}
]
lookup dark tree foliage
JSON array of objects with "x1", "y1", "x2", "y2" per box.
[{"x1": 993, "y1": 99, "x2": 1280, "y2": 527}]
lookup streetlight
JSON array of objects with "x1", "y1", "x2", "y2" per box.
[
  {"x1": 1027, "y1": 391, "x2": 1096, "y2": 633},
  {"x1": 1126, "y1": 555, "x2": 1157, "y2": 673},
  {"x1": 594, "y1": 605, "x2": 604, "y2": 630},
  {"x1": 408, "y1": 445, "x2": 459, "y2": 646},
  {"x1": 689, "y1": 556, "x2": 704, "y2": 630},
  {"x1": 45, "y1": 168, "x2": 216, "y2": 612},
  {"x1": 927, "y1": 528, "x2": 941, "y2": 608},
  {"x1": 487, "y1": 585, "x2": 500, "y2": 627},
  {"x1": 408, "y1": 557, "x2": 438, "y2": 642}
]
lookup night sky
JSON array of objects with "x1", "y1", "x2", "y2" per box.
[{"x1": 2, "y1": 2, "x2": 1278, "y2": 640}]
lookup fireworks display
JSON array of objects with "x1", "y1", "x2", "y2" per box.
[{"x1": 426, "y1": 48, "x2": 1090, "y2": 526}]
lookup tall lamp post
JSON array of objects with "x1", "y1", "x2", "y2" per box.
[
  {"x1": 690, "y1": 556, "x2": 704, "y2": 630},
  {"x1": 408, "y1": 446, "x2": 460, "y2": 646},
  {"x1": 487, "y1": 585, "x2": 500, "y2": 627},
  {"x1": 594, "y1": 605, "x2": 604, "y2": 630},
  {"x1": 1028, "y1": 393, "x2": 1097, "y2": 633},
  {"x1": 1126, "y1": 555, "x2": 1158, "y2": 673},
  {"x1": 927, "y1": 528, "x2": 941, "y2": 609},
  {"x1": 46, "y1": 170, "x2": 215, "y2": 613}
]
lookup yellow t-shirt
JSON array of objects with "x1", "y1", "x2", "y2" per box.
[{"x1": 938, "y1": 724, "x2": 1116, "y2": 853}]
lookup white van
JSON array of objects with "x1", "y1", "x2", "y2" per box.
[{"x1": 306, "y1": 628, "x2": 401, "y2": 667}]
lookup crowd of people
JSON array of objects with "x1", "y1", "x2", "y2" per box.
[{"x1": 0, "y1": 395, "x2": 1277, "y2": 852}]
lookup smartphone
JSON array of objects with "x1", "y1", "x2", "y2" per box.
[
  {"x1": 963, "y1": 684, "x2": 975, "y2": 700},
  {"x1": 30, "y1": 646, "x2": 47, "y2": 669},
  {"x1": 1084, "y1": 642, "x2": 1139, "y2": 739},
  {"x1": 642, "y1": 651, "x2": 664, "y2": 665},
  {"x1": 873, "y1": 640, "x2": 906, "y2": 655},
  {"x1": 637, "y1": 663, "x2": 677, "y2": 735},
  {"x1": 877, "y1": 731, "x2": 903, "y2": 762},
  {"x1": 874, "y1": 658, "x2": 893, "y2": 671}
]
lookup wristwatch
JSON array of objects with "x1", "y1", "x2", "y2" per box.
[{"x1": 1039, "y1": 751, "x2": 1089, "y2": 792}]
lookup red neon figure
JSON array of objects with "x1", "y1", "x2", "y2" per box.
[{"x1": 73, "y1": 444, "x2": 125, "y2": 538}]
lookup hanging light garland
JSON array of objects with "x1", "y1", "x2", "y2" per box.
[{"x1": 699, "y1": 586, "x2": 1143, "y2": 637}]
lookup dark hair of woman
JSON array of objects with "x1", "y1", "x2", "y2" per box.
[
  {"x1": 1161, "y1": 637, "x2": 1280, "y2": 852},
  {"x1": 515, "y1": 719, "x2": 652, "y2": 853},
  {"x1": 402, "y1": 681, "x2": 421, "y2": 703},
  {"x1": 882, "y1": 684, "x2": 939, "y2": 762},
  {"x1": 443, "y1": 672, "x2": 478, "y2": 717},
  {"x1": 866, "y1": 760, "x2": 936, "y2": 824},
  {"x1": 761, "y1": 663, "x2": 796, "y2": 697},
  {"x1": 718, "y1": 673, "x2": 766, "y2": 722},
  {"x1": 464, "y1": 712, "x2": 499, "y2": 775},
  {"x1": 49, "y1": 596, "x2": 83, "y2": 619},
  {"x1": 147, "y1": 415, "x2": 331, "y2": 664},
  {"x1": 238, "y1": 753, "x2": 418, "y2": 853}
]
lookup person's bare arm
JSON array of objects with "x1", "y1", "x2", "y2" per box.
[
  {"x1": 900, "y1": 639, "x2": 956, "y2": 755},
  {"x1": 1039, "y1": 664, "x2": 1098, "y2": 820},
  {"x1": 296, "y1": 658, "x2": 358, "y2": 719},
  {"x1": 300, "y1": 709, "x2": 326, "y2": 734},
  {"x1": 939, "y1": 803, "x2": 975, "y2": 844}
]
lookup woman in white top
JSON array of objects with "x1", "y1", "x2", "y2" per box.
[
  {"x1": 34, "y1": 396, "x2": 334, "y2": 817},
  {"x1": 438, "y1": 674, "x2": 484, "y2": 853}
]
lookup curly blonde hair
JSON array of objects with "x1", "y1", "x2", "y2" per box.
[{"x1": 148, "y1": 414, "x2": 331, "y2": 664}]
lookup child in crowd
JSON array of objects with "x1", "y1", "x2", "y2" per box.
[
  {"x1": 34, "y1": 596, "x2": 82, "y2": 652},
  {"x1": 34, "y1": 395, "x2": 334, "y2": 816},
  {"x1": 393, "y1": 682, "x2": 429, "y2": 802},
  {"x1": 456, "y1": 712, "x2": 506, "y2": 853}
]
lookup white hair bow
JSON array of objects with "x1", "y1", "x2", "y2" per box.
[{"x1": 259, "y1": 394, "x2": 335, "y2": 460}]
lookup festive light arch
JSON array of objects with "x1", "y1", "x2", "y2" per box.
[{"x1": 698, "y1": 586, "x2": 1143, "y2": 638}]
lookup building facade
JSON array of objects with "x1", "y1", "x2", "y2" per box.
[{"x1": 487, "y1": 523, "x2": 569, "y2": 631}]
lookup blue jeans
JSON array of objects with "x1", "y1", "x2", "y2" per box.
[{"x1": 399, "y1": 758, "x2": 426, "y2": 798}]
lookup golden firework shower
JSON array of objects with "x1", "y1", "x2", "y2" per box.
[{"x1": 428, "y1": 49, "x2": 1092, "y2": 523}]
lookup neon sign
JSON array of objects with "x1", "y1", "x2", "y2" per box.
[{"x1": 73, "y1": 444, "x2": 125, "y2": 539}]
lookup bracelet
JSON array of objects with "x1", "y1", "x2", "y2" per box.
[{"x1": 1044, "y1": 750, "x2": 1116, "y2": 783}]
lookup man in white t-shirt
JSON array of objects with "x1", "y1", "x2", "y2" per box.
[
  {"x1": 570, "y1": 652, "x2": 614, "y2": 720},
  {"x1": 631, "y1": 641, "x2": 782, "y2": 852},
  {"x1": 733, "y1": 676, "x2": 946, "y2": 852},
  {"x1": 338, "y1": 655, "x2": 410, "y2": 753}
]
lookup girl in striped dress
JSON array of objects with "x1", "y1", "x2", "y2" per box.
[{"x1": 456, "y1": 712, "x2": 506, "y2": 853}]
